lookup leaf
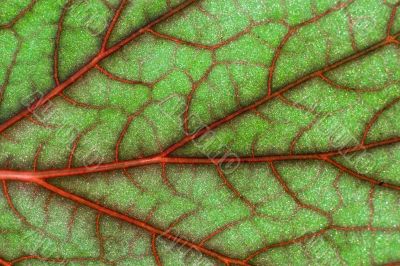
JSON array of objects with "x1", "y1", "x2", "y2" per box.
[{"x1": 0, "y1": 0, "x2": 400, "y2": 265}]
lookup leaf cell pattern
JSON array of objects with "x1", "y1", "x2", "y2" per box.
[{"x1": 0, "y1": 0, "x2": 400, "y2": 265}]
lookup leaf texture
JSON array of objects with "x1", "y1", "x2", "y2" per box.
[{"x1": 0, "y1": 0, "x2": 400, "y2": 265}]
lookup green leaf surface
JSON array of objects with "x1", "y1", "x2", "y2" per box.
[{"x1": 0, "y1": 0, "x2": 400, "y2": 265}]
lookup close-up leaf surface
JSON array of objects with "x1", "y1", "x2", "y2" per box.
[{"x1": 0, "y1": 0, "x2": 400, "y2": 265}]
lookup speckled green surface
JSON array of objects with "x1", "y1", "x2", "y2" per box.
[{"x1": 0, "y1": 0, "x2": 400, "y2": 265}]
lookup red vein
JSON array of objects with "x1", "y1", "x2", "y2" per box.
[
  {"x1": 216, "y1": 165, "x2": 257, "y2": 215},
  {"x1": 245, "y1": 228, "x2": 328, "y2": 262},
  {"x1": 146, "y1": 28, "x2": 212, "y2": 50},
  {"x1": 54, "y1": 0, "x2": 73, "y2": 86},
  {"x1": 67, "y1": 204, "x2": 79, "y2": 241},
  {"x1": 319, "y1": 73, "x2": 382, "y2": 92},
  {"x1": 68, "y1": 123, "x2": 98, "y2": 168},
  {"x1": 103, "y1": 0, "x2": 198, "y2": 56},
  {"x1": 33, "y1": 144, "x2": 43, "y2": 171},
  {"x1": 2, "y1": 180, "x2": 27, "y2": 224},
  {"x1": 26, "y1": 116, "x2": 55, "y2": 129},
  {"x1": 101, "y1": 0, "x2": 129, "y2": 52},
  {"x1": 32, "y1": 179, "x2": 249, "y2": 266},
  {"x1": 368, "y1": 185, "x2": 375, "y2": 229},
  {"x1": 0, "y1": 31, "x2": 21, "y2": 104},
  {"x1": 161, "y1": 163, "x2": 177, "y2": 195},
  {"x1": 183, "y1": 64, "x2": 215, "y2": 134},
  {"x1": 244, "y1": 224, "x2": 400, "y2": 262},
  {"x1": 267, "y1": 29, "x2": 295, "y2": 95},
  {"x1": 0, "y1": 0, "x2": 37, "y2": 29},
  {"x1": 323, "y1": 158, "x2": 400, "y2": 191},
  {"x1": 152, "y1": 234, "x2": 162, "y2": 266},
  {"x1": 115, "y1": 115, "x2": 135, "y2": 162},
  {"x1": 1, "y1": 136, "x2": 400, "y2": 182},
  {"x1": 387, "y1": 3, "x2": 400, "y2": 36},
  {"x1": 1, "y1": 180, "x2": 62, "y2": 244},
  {"x1": 149, "y1": 22, "x2": 255, "y2": 51},
  {"x1": 289, "y1": 116, "x2": 321, "y2": 154},
  {"x1": 385, "y1": 262, "x2": 400, "y2": 266},
  {"x1": 361, "y1": 96, "x2": 400, "y2": 145},
  {"x1": 268, "y1": 162, "x2": 332, "y2": 221},
  {"x1": 166, "y1": 209, "x2": 199, "y2": 232},
  {"x1": 10, "y1": 255, "x2": 97, "y2": 265},
  {"x1": 267, "y1": 0, "x2": 354, "y2": 95},
  {"x1": 95, "y1": 213, "x2": 105, "y2": 260},
  {"x1": 0, "y1": 258, "x2": 11, "y2": 266},
  {"x1": 278, "y1": 95, "x2": 318, "y2": 114},
  {"x1": 346, "y1": 11, "x2": 358, "y2": 51},
  {"x1": 0, "y1": 0, "x2": 198, "y2": 134},
  {"x1": 1, "y1": 1, "x2": 399, "y2": 263},
  {"x1": 160, "y1": 35, "x2": 394, "y2": 156},
  {"x1": 60, "y1": 93, "x2": 105, "y2": 110},
  {"x1": 95, "y1": 64, "x2": 147, "y2": 85},
  {"x1": 198, "y1": 219, "x2": 245, "y2": 246}
]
